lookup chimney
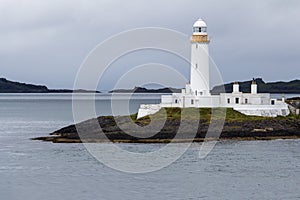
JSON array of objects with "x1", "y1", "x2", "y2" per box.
[
  {"x1": 251, "y1": 80, "x2": 257, "y2": 94},
  {"x1": 233, "y1": 82, "x2": 240, "y2": 93}
]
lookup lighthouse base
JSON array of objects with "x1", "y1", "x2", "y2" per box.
[{"x1": 137, "y1": 92, "x2": 290, "y2": 119}]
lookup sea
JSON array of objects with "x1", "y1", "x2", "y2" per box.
[{"x1": 0, "y1": 93, "x2": 300, "y2": 200}]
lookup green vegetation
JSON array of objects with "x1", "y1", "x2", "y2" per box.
[
  {"x1": 285, "y1": 113, "x2": 300, "y2": 120},
  {"x1": 133, "y1": 107, "x2": 281, "y2": 123}
]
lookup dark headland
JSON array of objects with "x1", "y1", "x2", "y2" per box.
[
  {"x1": 211, "y1": 78, "x2": 300, "y2": 94},
  {"x1": 0, "y1": 78, "x2": 99, "y2": 93},
  {"x1": 34, "y1": 102, "x2": 300, "y2": 143}
]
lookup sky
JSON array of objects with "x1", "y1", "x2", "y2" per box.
[{"x1": 0, "y1": 0, "x2": 299, "y2": 90}]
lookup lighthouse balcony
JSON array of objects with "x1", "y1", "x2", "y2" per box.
[{"x1": 191, "y1": 35, "x2": 210, "y2": 43}]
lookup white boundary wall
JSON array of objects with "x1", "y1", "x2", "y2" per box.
[
  {"x1": 137, "y1": 93, "x2": 290, "y2": 119},
  {"x1": 233, "y1": 104, "x2": 290, "y2": 117},
  {"x1": 137, "y1": 104, "x2": 162, "y2": 119}
]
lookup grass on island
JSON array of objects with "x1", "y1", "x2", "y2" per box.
[{"x1": 130, "y1": 107, "x2": 295, "y2": 124}]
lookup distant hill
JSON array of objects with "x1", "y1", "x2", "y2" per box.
[
  {"x1": 111, "y1": 79, "x2": 300, "y2": 94},
  {"x1": 0, "y1": 78, "x2": 99, "y2": 93},
  {"x1": 110, "y1": 87, "x2": 182, "y2": 93},
  {"x1": 211, "y1": 78, "x2": 300, "y2": 94},
  {"x1": 0, "y1": 78, "x2": 49, "y2": 93}
]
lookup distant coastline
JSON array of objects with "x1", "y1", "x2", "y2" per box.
[
  {"x1": 109, "y1": 87, "x2": 181, "y2": 93},
  {"x1": 0, "y1": 78, "x2": 100, "y2": 93},
  {"x1": 211, "y1": 78, "x2": 300, "y2": 94},
  {"x1": 1, "y1": 77, "x2": 300, "y2": 94}
]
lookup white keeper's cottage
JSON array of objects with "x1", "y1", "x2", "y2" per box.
[{"x1": 137, "y1": 18, "x2": 290, "y2": 118}]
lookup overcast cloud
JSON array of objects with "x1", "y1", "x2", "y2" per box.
[{"x1": 0, "y1": 0, "x2": 299, "y2": 90}]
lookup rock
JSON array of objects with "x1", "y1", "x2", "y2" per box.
[{"x1": 33, "y1": 108, "x2": 300, "y2": 143}]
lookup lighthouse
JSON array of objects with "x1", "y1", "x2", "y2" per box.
[
  {"x1": 190, "y1": 18, "x2": 210, "y2": 96},
  {"x1": 137, "y1": 17, "x2": 290, "y2": 119}
]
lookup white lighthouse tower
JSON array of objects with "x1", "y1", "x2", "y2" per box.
[{"x1": 190, "y1": 18, "x2": 210, "y2": 96}]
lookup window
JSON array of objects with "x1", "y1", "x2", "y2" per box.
[
  {"x1": 245, "y1": 99, "x2": 248, "y2": 104},
  {"x1": 175, "y1": 99, "x2": 178, "y2": 104},
  {"x1": 191, "y1": 99, "x2": 194, "y2": 105},
  {"x1": 235, "y1": 98, "x2": 240, "y2": 104},
  {"x1": 227, "y1": 98, "x2": 230, "y2": 104},
  {"x1": 193, "y1": 27, "x2": 207, "y2": 33},
  {"x1": 195, "y1": 91, "x2": 197, "y2": 96},
  {"x1": 271, "y1": 100, "x2": 275, "y2": 105},
  {"x1": 195, "y1": 63, "x2": 198, "y2": 68},
  {"x1": 200, "y1": 92, "x2": 203, "y2": 96},
  {"x1": 196, "y1": 44, "x2": 198, "y2": 49}
]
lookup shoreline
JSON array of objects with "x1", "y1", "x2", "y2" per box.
[
  {"x1": 33, "y1": 135, "x2": 300, "y2": 143},
  {"x1": 33, "y1": 108, "x2": 300, "y2": 144}
]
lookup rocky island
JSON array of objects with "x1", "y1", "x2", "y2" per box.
[
  {"x1": 3, "y1": 77, "x2": 300, "y2": 143},
  {"x1": 34, "y1": 102, "x2": 300, "y2": 143}
]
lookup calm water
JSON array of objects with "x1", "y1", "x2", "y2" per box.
[{"x1": 0, "y1": 94, "x2": 300, "y2": 200}]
